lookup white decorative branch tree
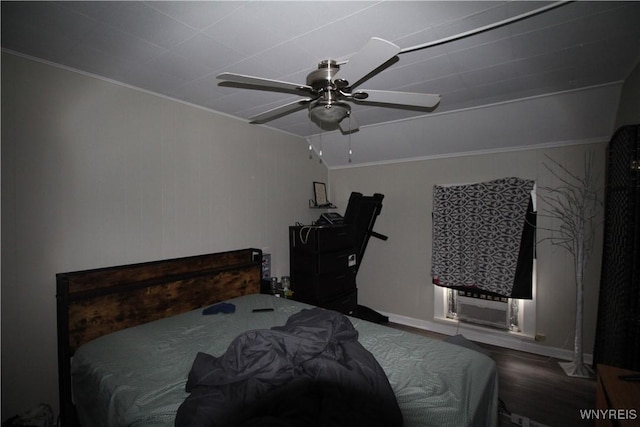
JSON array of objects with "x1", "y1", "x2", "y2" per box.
[{"x1": 537, "y1": 152, "x2": 603, "y2": 378}]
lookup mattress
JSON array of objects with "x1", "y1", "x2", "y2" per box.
[{"x1": 71, "y1": 294, "x2": 498, "y2": 427}]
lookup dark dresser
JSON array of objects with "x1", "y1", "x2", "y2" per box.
[
  {"x1": 595, "y1": 364, "x2": 640, "y2": 426},
  {"x1": 289, "y1": 225, "x2": 358, "y2": 315}
]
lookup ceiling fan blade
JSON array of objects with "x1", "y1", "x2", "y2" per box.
[
  {"x1": 333, "y1": 37, "x2": 400, "y2": 88},
  {"x1": 353, "y1": 89, "x2": 441, "y2": 109},
  {"x1": 338, "y1": 113, "x2": 359, "y2": 134},
  {"x1": 249, "y1": 99, "x2": 313, "y2": 124},
  {"x1": 217, "y1": 72, "x2": 312, "y2": 93}
]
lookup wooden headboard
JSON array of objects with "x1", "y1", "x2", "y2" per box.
[{"x1": 56, "y1": 248, "x2": 263, "y2": 426}]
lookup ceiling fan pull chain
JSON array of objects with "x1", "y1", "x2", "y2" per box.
[
  {"x1": 308, "y1": 120, "x2": 314, "y2": 159},
  {"x1": 348, "y1": 114, "x2": 353, "y2": 163},
  {"x1": 319, "y1": 131, "x2": 323, "y2": 164}
]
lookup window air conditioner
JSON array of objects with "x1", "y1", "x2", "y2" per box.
[{"x1": 456, "y1": 294, "x2": 509, "y2": 330}]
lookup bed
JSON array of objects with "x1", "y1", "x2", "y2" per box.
[{"x1": 57, "y1": 248, "x2": 498, "y2": 427}]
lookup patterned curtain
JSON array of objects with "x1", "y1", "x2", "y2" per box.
[{"x1": 431, "y1": 177, "x2": 535, "y2": 298}]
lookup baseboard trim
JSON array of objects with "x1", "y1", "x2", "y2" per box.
[{"x1": 380, "y1": 311, "x2": 593, "y2": 365}]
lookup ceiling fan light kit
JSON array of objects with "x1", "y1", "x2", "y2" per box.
[
  {"x1": 217, "y1": 37, "x2": 441, "y2": 135},
  {"x1": 309, "y1": 102, "x2": 351, "y2": 130}
]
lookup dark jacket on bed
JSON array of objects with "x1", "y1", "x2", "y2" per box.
[{"x1": 175, "y1": 307, "x2": 403, "y2": 427}]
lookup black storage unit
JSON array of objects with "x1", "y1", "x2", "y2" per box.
[
  {"x1": 593, "y1": 124, "x2": 640, "y2": 371},
  {"x1": 289, "y1": 192, "x2": 388, "y2": 321},
  {"x1": 289, "y1": 225, "x2": 358, "y2": 314}
]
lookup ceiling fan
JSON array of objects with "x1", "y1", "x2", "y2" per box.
[{"x1": 217, "y1": 37, "x2": 441, "y2": 134}]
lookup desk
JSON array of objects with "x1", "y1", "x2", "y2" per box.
[{"x1": 596, "y1": 364, "x2": 640, "y2": 426}]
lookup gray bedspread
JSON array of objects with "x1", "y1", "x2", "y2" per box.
[
  {"x1": 71, "y1": 294, "x2": 498, "y2": 427},
  {"x1": 175, "y1": 307, "x2": 403, "y2": 427}
]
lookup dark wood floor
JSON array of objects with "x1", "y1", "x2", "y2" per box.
[{"x1": 388, "y1": 323, "x2": 596, "y2": 427}]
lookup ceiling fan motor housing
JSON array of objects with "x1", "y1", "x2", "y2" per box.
[{"x1": 306, "y1": 59, "x2": 340, "y2": 90}]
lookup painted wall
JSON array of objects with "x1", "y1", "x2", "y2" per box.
[
  {"x1": 1, "y1": 53, "x2": 327, "y2": 417},
  {"x1": 329, "y1": 142, "x2": 606, "y2": 354}
]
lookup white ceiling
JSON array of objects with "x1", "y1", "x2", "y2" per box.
[{"x1": 3, "y1": 1, "x2": 640, "y2": 167}]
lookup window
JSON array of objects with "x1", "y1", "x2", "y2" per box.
[{"x1": 431, "y1": 178, "x2": 537, "y2": 336}]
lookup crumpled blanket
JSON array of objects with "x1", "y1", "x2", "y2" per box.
[{"x1": 175, "y1": 307, "x2": 403, "y2": 427}]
